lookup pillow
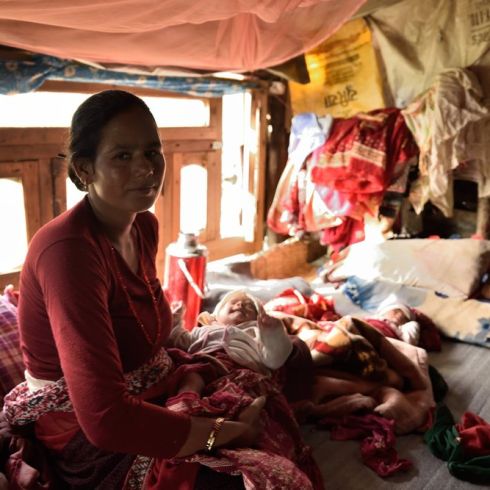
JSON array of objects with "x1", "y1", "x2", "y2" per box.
[
  {"x1": 0, "y1": 296, "x2": 25, "y2": 399},
  {"x1": 414, "y1": 292, "x2": 490, "y2": 347},
  {"x1": 203, "y1": 265, "x2": 314, "y2": 313},
  {"x1": 326, "y1": 239, "x2": 490, "y2": 298}
]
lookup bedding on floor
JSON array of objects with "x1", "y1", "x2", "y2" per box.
[
  {"x1": 1, "y1": 242, "x2": 489, "y2": 488},
  {"x1": 301, "y1": 339, "x2": 490, "y2": 489},
  {"x1": 202, "y1": 248, "x2": 490, "y2": 487},
  {"x1": 315, "y1": 276, "x2": 490, "y2": 348}
]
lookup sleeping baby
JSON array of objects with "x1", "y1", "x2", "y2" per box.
[
  {"x1": 169, "y1": 291, "x2": 393, "y2": 418},
  {"x1": 169, "y1": 290, "x2": 293, "y2": 376}
]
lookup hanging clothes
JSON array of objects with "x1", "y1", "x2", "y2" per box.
[
  {"x1": 402, "y1": 68, "x2": 489, "y2": 217},
  {"x1": 267, "y1": 108, "x2": 417, "y2": 251},
  {"x1": 309, "y1": 109, "x2": 415, "y2": 195},
  {"x1": 310, "y1": 108, "x2": 417, "y2": 250},
  {"x1": 267, "y1": 112, "x2": 337, "y2": 236}
]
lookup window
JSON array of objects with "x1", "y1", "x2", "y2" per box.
[
  {"x1": 0, "y1": 177, "x2": 28, "y2": 273},
  {"x1": 0, "y1": 83, "x2": 267, "y2": 288},
  {"x1": 0, "y1": 91, "x2": 210, "y2": 128},
  {"x1": 0, "y1": 161, "x2": 41, "y2": 287},
  {"x1": 142, "y1": 96, "x2": 209, "y2": 127},
  {"x1": 66, "y1": 178, "x2": 86, "y2": 209},
  {"x1": 180, "y1": 164, "x2": 208, "y2": 234}
]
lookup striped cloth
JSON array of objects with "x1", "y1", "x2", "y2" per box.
[{"x1": 0, "y1": 297, "x2": 24, "y2": 400}]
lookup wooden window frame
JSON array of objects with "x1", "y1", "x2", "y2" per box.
[
  {"x1": 0, "y1": 160, "x2": 42, "y2": 287},
  {"x1": 0, "y1": 81, "x2": 268, "y2": 287}
]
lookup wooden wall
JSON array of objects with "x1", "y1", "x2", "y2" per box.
[{"x1": 0, "y1": 81, "x2": 269, "y2": 289}]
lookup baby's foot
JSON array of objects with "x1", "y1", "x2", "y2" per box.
[
  {"x1": 310, "y1": 393, "x2": 377, "y2": 418},
  {"x1": 237, "y1": 396, "x2": 266, "y2": 425},
  {"x1": 374, "y1": 386, "x2": 430, "y2": 434}
]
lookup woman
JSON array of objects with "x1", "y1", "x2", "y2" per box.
[{"x1": 3, "y1": 90, "x2": 321, "y2": 489}]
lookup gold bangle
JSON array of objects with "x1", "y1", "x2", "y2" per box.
[{"x1": 205, "y1": 417, "x2": 225, "y2": 452}]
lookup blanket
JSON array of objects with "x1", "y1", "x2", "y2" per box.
[{"x1": 264, "y1": 298, "x2": 435, "y2": 437}]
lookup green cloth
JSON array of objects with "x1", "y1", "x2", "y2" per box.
[
  {"x1": 424, "y1": 405, "x2": 490, "y2": 485},
  {"x1": 428, "y1": 364, "x2": 448, "y2": 403}
]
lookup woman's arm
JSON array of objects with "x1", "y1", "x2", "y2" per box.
[
  {"x1": 176, "y1": 396, "x2": 266, "y2": 457},
  {"x1": 37, "y1": 238, "x2": 263, "y2": 459},
  {"x1": 37, "y1": 239, "x2": 192, "y2": 458}
]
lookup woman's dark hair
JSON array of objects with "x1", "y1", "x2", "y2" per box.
[{"x1": 68, "y1": 90, "x2": 155, "y2": 191}]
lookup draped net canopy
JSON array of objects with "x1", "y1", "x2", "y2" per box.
[{"x1": 0, "y1": 0, "x2": 366, "y2": 71}]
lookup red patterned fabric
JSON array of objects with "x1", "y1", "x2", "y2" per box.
[
  {"x1": 264, "y1": 288, "x2": 339, "y2": 322},
  {"x1": 309, "y1": 109, "x2": 417, "y2": 194},
  {"x1": 4, "y1": 348, "x2": 323, "y2": 490},
  {"x1": 456, "y1": 412, "x2": 490, "y2": 457},
  {"x1": 0, "y1": 297, "x2": 24, "y2": 401},
  {"x1": 318, "y1": 413, "x2": 412, "y2": 477},
  {"x1": 310, "y1": 109, "x2": 417, "y2": 250},
  {"x1": 267, "y1": 108, "x2": 417, "y2": 251},
  {"x1": 319, "y1": 216, "x2": 365, "y2": 252},
  {"x1": 162, "y1": 352, "x2": 324, "y2": 490},
  {"x1": 3, "y1": 348, "x2": 174, "y2": 426},
  {"x1": 364, "y1": 318, "x2": 399, "y2": 339}
]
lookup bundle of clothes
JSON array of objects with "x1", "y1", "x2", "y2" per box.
[
  {"x1": 268, "y1": 68, "x2": 490, "y2": 251},
  {"x1": 260, "y1": 287, "x2": 490, "y2": 484},
  {"x1": 263, "y1": 288, "x2": 442, "y2": 477}
]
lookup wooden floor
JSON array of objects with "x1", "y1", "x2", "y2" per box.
[{"x1": 301, "y1": 339, "x2": 490, "y2": 489}]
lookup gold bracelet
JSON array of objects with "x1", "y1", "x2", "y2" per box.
[{"x1": 205, "y1": 417, "x2": 225, "y2": 452}]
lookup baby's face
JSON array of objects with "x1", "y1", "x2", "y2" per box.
[
  {"x1": 216, "y1": 294, "x2": 258, "y2": 326},
  {"x1": 382, "y1": 308, "x2": 409, "y2": 325}
]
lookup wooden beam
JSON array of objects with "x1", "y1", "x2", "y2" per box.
[
  {"x1": 38, "y1": 79, "x2": 213, "y2": 100},
  {"x1": 254, "y1": 89, "x2": 268, "y2": 252},
  {"x1": 0, "y1": 272, "x2": 20, "y2": 290},
  {"x1": 0, "y1": 128, "x2": 67, "y2": 146}
]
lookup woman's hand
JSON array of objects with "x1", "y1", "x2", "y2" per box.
[
  {"x1": 229, "y1": 395, "x2": 266, "y2": 447},
  {"x1": 175, "y1": 396, "x2": 266, "y2": 457}
]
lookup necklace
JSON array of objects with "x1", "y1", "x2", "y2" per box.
[{"x1": 109, "y1": 243, "x2": 162, "y2": 350}]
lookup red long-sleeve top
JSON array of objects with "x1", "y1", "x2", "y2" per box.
[{"x1": 18, "y1": 196, "x2": 190, "y2": 458}]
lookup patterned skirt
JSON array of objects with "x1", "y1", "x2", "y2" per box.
[{"x1": 3, "y1": 348, "x2": 323, "y2": 489}]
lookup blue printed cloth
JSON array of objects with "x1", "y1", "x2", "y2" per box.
[
  {"x1": 317, "y1": 276, "x2": 490, "y2": 348},
  {"x1": 0, "y1": 55, "x2": 257, "y2": 97}
]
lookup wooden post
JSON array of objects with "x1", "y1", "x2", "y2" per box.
[{"x1": 477, "y1": 196, "x2": 490, "y2": 238}]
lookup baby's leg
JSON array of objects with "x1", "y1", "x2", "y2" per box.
[
  {"x1": 312, "y1": 374, "x2": 382, "y2": 404},
  {"x1": 385, "y1": 367, "x2": 404, "y2": 390},
  {"x1": 177, "y1": 371, "x2": 205, "y2": 396},
  {"x1": 373, "y1": 386, "x2": 431, "y2": 434},
  {"x1": 310, "y1": 393, "x2": 377, "y2": 418}
]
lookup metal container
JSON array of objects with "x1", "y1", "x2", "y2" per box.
[{"x1": 163, "y1": 232, "x2": 207, "y2": 331}]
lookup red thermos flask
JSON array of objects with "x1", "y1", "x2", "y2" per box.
[{"x1": 163, "y1": 232, "x2": 208, "y2": 331}]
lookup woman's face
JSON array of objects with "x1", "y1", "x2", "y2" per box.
[
  {"x1": 86, "y1": 106, "x2": 165, "y2": 215},
  {"x1": 216, "y1": 294, "x2": 258, "y2": 326}
]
